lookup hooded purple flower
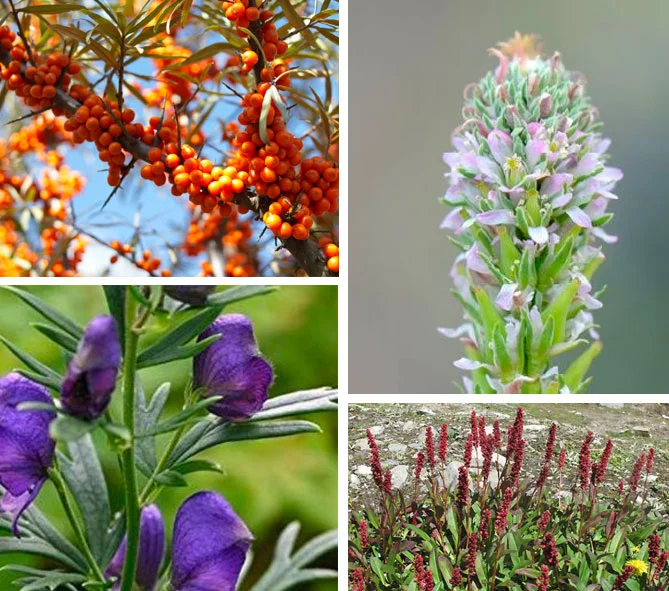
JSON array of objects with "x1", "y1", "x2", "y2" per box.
[
  {"x1": 193, "y1": 314, "x2": 273, "y2": 422},
  {"x1": 165, "y1": 287, "x2": 215, "y2": 306},
  {"x1": 61, "y1": 315, "x2": 121, "y2": 420},
  {"x1": 0, "y1": 373, "x2": 55, "y2": 537},
  {"x1": 105, "y1": 505, "x2": 165, "y2": 591},
  {"x1": 171, "y1": 491, "x2": 253, "y2": 591}
]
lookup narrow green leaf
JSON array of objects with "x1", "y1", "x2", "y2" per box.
[
  {"x1": 0, "y1": 336, "x2": 63, "y2": 383},
  {"x1": 564, "y1": 341, "x2": 602, "y2": 393},
  {"x1": 541, "y1": 278, "x2": 580, "y2": 345},
  {"x1": 31, "y1": 323, "x2": 79, "y2": 353},
  {"x1": 138, "y1": 396, "x2": 222, "y2": 438},
  {"x1": 135, "y1": 381, "x2": 170, "y2": 476},
  {"x1": 251, "y1": 387, "x2": 337, "y2": 421},
  {"x1": 171, "y1": 459, "x2": 223, "y2": 475},
  {"x1": 0, "y1": 286, "x2": 82, "y2": 338},
  {"x1": 206, "y1": 285, "x2": 276, "y2": 306},
  {"x1": 103, "y1": 286, "x2": 126, "y2": 346}
]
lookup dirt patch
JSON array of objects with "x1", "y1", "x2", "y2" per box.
[{"x1": 348, "y1": 403, "x2": 669, "y2": 512}]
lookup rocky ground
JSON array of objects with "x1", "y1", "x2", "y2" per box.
[{"x1": 348, "y1": 403, "x2": 669, "y2": 513}]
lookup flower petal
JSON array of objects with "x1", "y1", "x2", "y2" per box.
[
  {"x1": 476, "y1": 209, "x2": 515, "y2": 226},
  {"x1": 194, "y1": 315, "x2": 274, "y2": 422},
  {"x1": 487, "y1": 129, "x2": 513, "y2": 165},
  {"x1": 106, "y1": 505, "x2": 165, "y2": 591},
  {"x1": 171, "y1": 491, "x2": 253, "y2": 591},
  {"x1": 566, "y1": 207, "x2": 592, "y2": 228},
  {"x1": 528, "y1": 226, "x2": 549, "y2": 245}
]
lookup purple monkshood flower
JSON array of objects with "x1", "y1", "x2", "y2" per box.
[
  {"x1": 165, "y1": 286, "x2": 216, "y2": 306},
  {"x1": 172, "y1": 491, "x2": 253, "y2": 591},
  {"x1": 193, "y1": 314, "x2": 273, "y2": 422},
  {"x1": 61, "y1": 315, "x2": 121, "y2": 420},
  {"x1": 106, "y1": 505, "x2": 166, "y2": 591},
  {"x1": 0, "y1": 373, "x2": 55, "y2": 537}
]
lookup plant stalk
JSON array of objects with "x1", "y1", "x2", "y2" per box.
[{"x1": 119, "y1": 291, "x2": 141, "y2": 591}]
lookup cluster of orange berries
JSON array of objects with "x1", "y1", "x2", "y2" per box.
[
  {"x1": 222, "y1": 4, "x2": 288, "y2": 62},
  {"x1": 298, "y1": 157, "x2": 339, "y2": 217},
  {"x1": 0, "y1": 28, "x2": 81, "y2": 112},
  {"x1": 109, "y1": 240, "x2": 172, "y2": 276},
  {"x1": 319, "y1": 236, "x2": 339, "y2": 273}
]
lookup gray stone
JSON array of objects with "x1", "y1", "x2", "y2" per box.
[
  {"x1": 442, "y1": 461, "x2": 463, "y2": 491},
  {"x1": 524, "y1": 424, "x2": 548, "y2": 433},
  {"x1": 356, "y1": 465, "x2": 372, "y2": 477},
  {"x1": 402, "y1": 421, "x2": 416, "y2": 432},
  {"x1": 354, "y1": 438, "x2": 368, "y2": 451},
  {"x1": 647, "y1": 475, "x2": 658, "y2": 483},
  {"x1": 390, "y1": 465, "x2": 409, "y2": 489},
  {"x1": 599, "y1": 403, "x2": 624, "y2": 409},
  {"x1": 368, "y1": 426, "x2": 384, "y2": 436},
  {"x1": 388, "y1": 443, "x2": 408, "y2": 455},
  {"x1": 416, "y1": 408, "x2": 435, "y2": 416},
  {"x1": 350, "y1": 474, "x2": 360, "y2": 489},
  {"x1": 632, "y1": 426, "x2": 651, "y2": 438}
]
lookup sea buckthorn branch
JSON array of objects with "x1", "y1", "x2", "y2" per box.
[
  {"x1": 0, "y1": 1, "x2": 338, "y2": 277},
  {"x1": 439, "y1": 34, "x2": 621, "y2": 393}
]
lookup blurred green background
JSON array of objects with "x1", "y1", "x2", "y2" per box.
[
  {"x1": 349, "y1": 0, "x2": 669, "y2": 393},
  {"x1": 0, "y1": 285, "x2": 337, "y2": 589}
]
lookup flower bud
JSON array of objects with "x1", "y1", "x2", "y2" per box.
[
  {"x1": 61, "y1": 315, "x2": 121, "y2": 420},
  {"x1": 106, "y1": 505, "x2": 165, "y2": 591},
  {"x1": 171, "y1": 491, "x2": 253, "y2": 591},
  {"x1": 0, "y1": 373, "x2": 55, "y2": 537},
  {"x1": 193, "y1": 314, "x2": 273, "y2": 422},
  {"x1": 440, "y1": 34, "x2": 621, "y2": 393}
]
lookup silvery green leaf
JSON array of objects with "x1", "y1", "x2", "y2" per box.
[
  {"x1": 250, "y1": 523, "x2": 337, "y2": 591},
  {"x1": 58, "y1": 434, "x2": 111, "y2": 563},
  {"x1": 49, "y1": 415, "x2": 96, "y2": 442},
  {"x1": 0, "y1": 336, "x2": 63, "y2": 384},
  {"x1": 135, "y1": 381, "x2": 170, "y2": 476},
  {"x1": 0, "y1": 565, "x2": 87, "y2": 591},
  {"x1": 103, "y1": 286, "x2": 126, "y2": 346},
  {"x1": 168, "y1": 420, "x2": 322, "y2": 468},
  {"x1": 250, "y1": 388, "x2": 337, "y2": 422}
]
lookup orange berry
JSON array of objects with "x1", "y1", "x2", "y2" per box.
[
  {"x1": 242, "y1": 50, "x2": 258, "y2": 67},
  {"x1": 324, "y1": 243, "x2": 339, "y2": 258},
  {"x1": 278, "y1": 222, "x2": 292, "y2": 240},
  {"x1": 292, "y1": 223, "x2": 309, "y2": 240},
  {"x1": 148, "y1": 147, "x2": 162, "y2": 163},
  {"x1": 327, "y1": 256, "x2": 339, "y2": 273},
  {"x1": 165, "y1": 153, "x2": 180, "y2": 168}
]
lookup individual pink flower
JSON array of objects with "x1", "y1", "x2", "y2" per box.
[
  {"x1": 543, "y1": 423, "x2": 557, "y2": 465},
  {"x1": 351, "y1": 568, "x2": 365, "y2": 591},
  {"x1": 594, "y1": 439, "x2": 613, "y2": 485},
  {"x1": 537, "y1": 565, "x2": 550, "y2": 591},
  {"x1": 470, "y1": 410, "x2": 479, "y2": 449},
  {"x1": 465, "y1": 533, "x2": 478, "y2": 575},
  {"x1": 414, "y1": 451, "x2": 425, "y2": 482},
  {"x1": 540, "y1": 532, "x2": 558, "y2": 567},
  {"x1": 366, "y1": 429, "x2": 384, "y2": 491},
  {"x1": 359, "y1": 520, "x2": 367, "y2": 550},
  {"x1": 629, "y1": 451, "x2": 647, "y2": 493},
  {"x1": 492, "y1": 420, "x2": 501, "y2": 449},
  {"x1": 494, "y1": 487, "x2": 514, "y2": 534},
  {"x1": 449, "y1": 566, "x2": 462, "y2": 586},
  {"x1": 456, "y1": 465, "x2": 469, "y2": 507},
  {"x1": 425, "y1": 427, "x2": 436, "y2": 470},
  {"x1": 647, "y1": 447, "x2": 655, "y2": 473},
  {"x1": 438, "y1": 424, "x2": 448, "y2": 462},
  {"x1": 478, "y1": 507, "x2": 491, "y2": 542},
  {"x1": 537, "y1": 510, "x2": 551, "y2": 533},
  {"x1": 578, "y1": 431, "x2": 594, "y2": 489},
  {"x1": 613, "y1": 565, "x2": 635, "y2": 589}
]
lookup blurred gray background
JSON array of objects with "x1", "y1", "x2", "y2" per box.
[{"x1": 349, "y1": 0, "x2": 669, "y2": 393}]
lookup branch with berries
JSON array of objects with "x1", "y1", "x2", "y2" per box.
[{"x1": 0, "y1": 0, "x2": 339, "y2": 277}]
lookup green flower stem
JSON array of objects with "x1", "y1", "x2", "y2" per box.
[
  {"x1": 49, "y1": 467, "x2": 106, "y2": 583},
  {"x1": 119, "y1": 291, "x2": 141, "y2": 591}
]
